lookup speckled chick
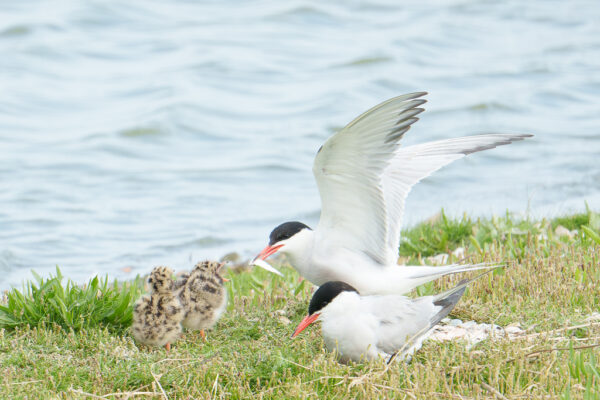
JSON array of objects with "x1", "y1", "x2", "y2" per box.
[
  {"x1": 177, "y1": 260, "x2": 228, "y2": 340},
  {"x1": 173, "y1": 271, "x2": 190, "y2": 291},
  {"x1": 132, "y1": 266, "x2": 184, "y2": 351}
]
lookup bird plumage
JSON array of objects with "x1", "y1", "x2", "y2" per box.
[
  {"x1": 293, "y1": 273, "x2": 489, "y2": 363},
  {"x1": 177, "y1": 261, "x2": 228, "y2": 336},
  {"x1": 131, "y1": 266, "x2": 184, "y2": 349},
  {"x1": 255, "y1": 93, "x2": 531, "y2": 294}
]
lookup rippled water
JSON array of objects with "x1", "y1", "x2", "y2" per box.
[{"x1": 1, "y1": 1, "x2": 599, "y2": 289}]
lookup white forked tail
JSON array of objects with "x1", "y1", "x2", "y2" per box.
[
  {"x1": 402, "y1": 261, "x2": 504, "y2": 280},
  {"x1": 363, "y1": 262, "x2": 504, "y2": 295}
]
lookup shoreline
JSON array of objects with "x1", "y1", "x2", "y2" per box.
[
  {"x1": 1, "y1": 209, "x2": 599, "y2": 398},
  {"x1": 1, "y1": 205, "x2": 597, "y2": 292}
]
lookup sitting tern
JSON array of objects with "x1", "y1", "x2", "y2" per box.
[
  {"x1": 253, "y1": 92, "x2": 531, "y2": 294},
  {"x1": 291, "y1": 272, "x2": 489, "y2": 363}
]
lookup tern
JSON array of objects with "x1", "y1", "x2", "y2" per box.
[
  {"x1": 253, "y1": 92, "x2": 531, "y2": 294},
  {"x1": 291, "y1": 272, "x2": 490, "y2": 363}
]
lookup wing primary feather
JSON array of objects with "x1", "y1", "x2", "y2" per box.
[
  {"x1": 389, "y1": 117, "x2": 419, "y2": 133},
  {"x1": 398, "y1": 99, "x2": 427, "y2": 110},
  {"x1": 429, "y1": 268, "x2": 499, "y2": 327},
  {"x1": 344, "y1": 92, "x2": 428, "y2": 130},
  {"x1": 382, "y1": 133, "x2": 533, "y2": 262},
  {"x1": 396, "y1": 107, "x2": 425, "y2": 121},
  {"x1": 429, "y1": 283, "x2": 467, "y2": 327},
  {"x1": 386, "y1": 271, "x2": 492, "y2": 365},
  {"x1": 314, "y1": 92, "x2": 431, "y2": 265},
  {"x1": 385, "y1": 125, "x2": 413, "y2": 143},
  {"x1": 461, "y1": 133, "x2": 533, "y2": 154}
]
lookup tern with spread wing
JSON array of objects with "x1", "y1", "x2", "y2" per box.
[
  {"x1": 291, "y1": 272, "x2": 489, "y2": 363},
  {"x1": 253, "y1": 92, "x2": 531, "y2": 294}
]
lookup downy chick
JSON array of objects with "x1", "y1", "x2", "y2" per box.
[
  {"x1": 177, "y1": 260, "x2": 228, "y2": 340},
  {"x1": 173, "y1": 271, "x2": 190, "y2": 291},
  {"x1": 132, "y1": 266, "x2": 184, "y2": 351}
]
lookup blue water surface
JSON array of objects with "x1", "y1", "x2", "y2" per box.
[{"x1": 1, "y1": 0, "x2": 599, "y2": 288}]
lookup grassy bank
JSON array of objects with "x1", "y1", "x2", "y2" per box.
[{"x1": 1, "y1": 210, "x2": 599, "y2": 399}]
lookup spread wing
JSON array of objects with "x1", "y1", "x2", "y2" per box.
[
  {"x1": 382, "y1": 133, "x2": 532, "y2": 260},
  {"x1": 313, "y1": 92, "x2": 532, "y2": 267},
  {"x1": 313, "y1": 92, "x2": 427, "y2": 265}
]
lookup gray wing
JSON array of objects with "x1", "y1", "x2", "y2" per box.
[{"x1": 362, "y1": 295, "x2": 437, "y2": 356}]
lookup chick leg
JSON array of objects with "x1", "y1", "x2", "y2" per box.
[
  {"x1": 164, "y1": 343, "x2": 171, "y2": 352},
  {"x1": 200, "y1": 330, "x2": 207, "y2": 341}
]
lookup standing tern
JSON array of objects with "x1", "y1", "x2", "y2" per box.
[
  {"x1": 253, "y1": 92, "x2": 531, "y2": 294},
  {"x1": 291, "y1": 272, "x2": 490, "y2": 363}
]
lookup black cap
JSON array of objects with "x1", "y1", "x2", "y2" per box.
[
  {"x1": 269, "y1": 221, "x2": 311, "y2": 246},
  {"x1": 308, "y1": 281, "x2": 358, "y2": 315}
]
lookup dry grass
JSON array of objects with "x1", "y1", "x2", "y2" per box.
[{"x1": 1, "y1": 213, "x2": 599, "y2": 399}]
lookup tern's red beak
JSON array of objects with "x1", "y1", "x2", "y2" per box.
[
  {"x1": 291, "y1": 313, "x2": 320, "y2": 338},
  {"x1": 253, "y1": 244, "x2": 284, "y2": 262}
]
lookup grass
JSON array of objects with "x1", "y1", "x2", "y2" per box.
[
  {"x1": 398, "y1": 210, "x2": 474, "y2": 258},
  {"x1": 1, "y1": 210, "x2": 599, "y2": 399},
  {"x1": 0, "y1": 267, "x2": 144, "y2": 333}
]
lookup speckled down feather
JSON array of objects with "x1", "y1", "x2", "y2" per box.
[
  {"x1": 177, "y1": 261, "x2": 227, "y2": 331},
  {"x1": 173, "y1": 272, "x2": 190, "y2": 291},
  {"x1": 132, "y1": 266, "x2": 184, "y2": 347}
]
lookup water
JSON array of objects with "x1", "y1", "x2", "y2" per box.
[{"x1": 1, "y1": 0, "x2": 599, "y2": 289}]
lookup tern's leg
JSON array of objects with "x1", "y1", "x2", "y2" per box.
[
  {"x1": 164, "y1": 343, "x2": 171, "y2": 352},
  {"x1": 200, "y1": 329, "x2": 206, "y2": 341}
]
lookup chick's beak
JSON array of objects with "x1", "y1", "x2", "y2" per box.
[
  {"x1": 291, "y1": 313, "x2": 320, "y2": 338},
  {"x1": 217, "y1": 262, "x2": 230, "y2": 282}
]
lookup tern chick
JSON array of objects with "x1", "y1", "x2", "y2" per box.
[
  {"x1": 292, "y1": 272, "x2": 491, "y2": 363},
  {"x1": 132, "y1": 266, "x2": 184, "y2": 351},
  {"x1": 177, "y1": 260, "x2": 228, "y2": 340}
]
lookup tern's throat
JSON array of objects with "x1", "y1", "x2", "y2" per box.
[{"x1": 278, "y1": 228, "x2": 315, "y2": 275}]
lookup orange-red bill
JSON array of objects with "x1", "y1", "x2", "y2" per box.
[
  {"x1": 291, "y1": 313, "x2": 320, "y2": 338},
  {"x1": 254, "y1": 244, "x2": 284, "y2": 262}
]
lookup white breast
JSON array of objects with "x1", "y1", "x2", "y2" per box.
[
  {"x1": 319, "y1": 292, "x2": 441, "y2": 362},
  {"x1": 320, "y1": 292, "x2": 385, "y2": 362}
]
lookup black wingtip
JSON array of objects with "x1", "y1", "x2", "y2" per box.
[
  {"x1": 433, "y1": 285, "x2": 466, "y2": 310},
  {"x1": 398, "y1": 92, "x2": 428, "y2": 102},
  {"x1": 430, "y1": 282, "x2": 468, "y2": 327},
  {"x1": 461, "y1": 133, "x2": 534, "y2": 155}
]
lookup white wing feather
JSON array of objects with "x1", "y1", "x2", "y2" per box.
[
  {"x1": 313, "y1": 93, "x2": 427, "y2": 264},
  {"x1": 313, "y1": 92, "x2": 532, "y2": 268},
  {"x1": 382, "y1": 133, "x2": 533, "y2": 263}
]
